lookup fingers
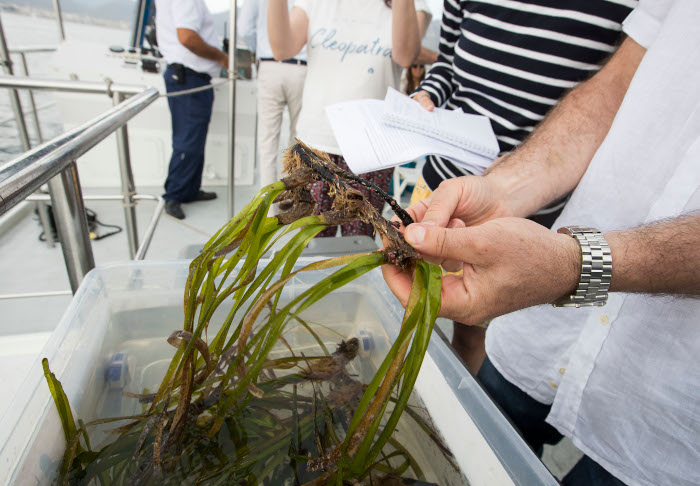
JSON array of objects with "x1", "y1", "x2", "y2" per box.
[
  {"x1": 441, "y1": 218, "x2": 466, "y2": 272},
  {"x1": 403, "y1": 195, "x2": 432, "y2": 226},
  {"x1": 381, "y1": 263, "x2": 413, "y2": 308},
  {"x1": 420, "y1": 179, "x2": 465, "y2": 228},
  {"x1": 411, "y1": 90, "x2": 435, "y2": 111},
  {"x1": 404, "y1": 224, "x2": 483, "y2": 266}
]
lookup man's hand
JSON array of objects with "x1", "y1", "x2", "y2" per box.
[
  {"x1": 382, "y1": 218, "x2": 580, "y2": 325},
  {"x1": 218, "y1": 52, "x2": 229, "y2": 69},
  {"x1": 403, "y1": 175, "x2": 513, "y2": 228},
  {"x1": 411, "y1": 90, "x2": 435, "y2": 111}
]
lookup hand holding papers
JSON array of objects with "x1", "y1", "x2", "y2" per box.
[{"x1": 326, "y1": 88, "x2": 499, "y2": 175}]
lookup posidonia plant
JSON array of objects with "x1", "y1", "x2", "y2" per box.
[{"x1": 43, "y1": 142, "x2": 452, "y2": 485}]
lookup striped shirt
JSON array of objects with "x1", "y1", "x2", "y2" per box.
[{"x1": 420, "y1": 0, "x2": 637, "y2": 190}]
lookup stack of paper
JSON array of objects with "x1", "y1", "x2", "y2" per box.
[{"x1": 326, "y1": 88, "x2": 499, "y2": 175}]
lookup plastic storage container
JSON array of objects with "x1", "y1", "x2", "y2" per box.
[{"x1": 0, "y1": 261, "x2": 556, "y2": 486}]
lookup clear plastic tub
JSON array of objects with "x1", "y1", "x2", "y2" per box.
[{"x1": 0, "y1": 261, "x2": 556, "y2": 486}]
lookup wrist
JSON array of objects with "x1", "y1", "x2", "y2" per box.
[
  {"x1": 552, "y1": 226, "x2": 612, "y2": 307},
  {"x1": 481, "y1": 169, "x2": 522, "y2": 219},
  {"x1": 554, "y1": 233, "x2": 583, "y2": 301}
]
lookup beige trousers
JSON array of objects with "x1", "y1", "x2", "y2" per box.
[{"x1": 257, "y1": 61, "x2": 306, "y2": 189}]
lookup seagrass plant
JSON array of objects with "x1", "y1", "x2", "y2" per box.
[{"x1": 43, "y1": 141, "x2": 449, "y2": 485}]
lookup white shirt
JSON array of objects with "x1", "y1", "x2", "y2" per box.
[
  {"x1": 237, "y1": 0, "x2": 306, "y2": 61},
  {"x1": 155, "y1": 0, "x2": 221, "y2": 78},
  {"x1": 293, "y1": 0, "x2": 429, "y2": 155},
  {"x1": 485, "y1": 1, "x2": 700, "y2": 485}
]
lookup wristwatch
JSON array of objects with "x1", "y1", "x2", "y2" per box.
[{"x1": 552, "y1": 226, "x2": 612, "y2": 308}]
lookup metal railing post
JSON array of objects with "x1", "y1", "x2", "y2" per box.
[
  {"x1": 112, "y1": 91, "x2": 139, "y2": 258},
  {"x1": 0, "y1": 14, "x2": 31, "y2": 152},
  {"x1": 47, "y1": 162, "x2": 95, "y2": 293},
  {"x1": 52, "y1": 0, "x2": 66, "y2": 41},
  {"x1": 227, "y1": 0, "x2": 237, "y2": 219},
  {"x1": 16, "y1": 51, "x2": 55, "y2": 246},
  {"x1": 18, "y1": 52, "x2": 43, "y2": 143}
]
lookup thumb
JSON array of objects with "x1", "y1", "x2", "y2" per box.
[{"x1": 404, "y1": 224, "x2": 475, "y2": 263}]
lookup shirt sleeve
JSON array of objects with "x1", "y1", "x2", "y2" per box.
[
  {"x1": 237, "y1": 0, "x2": 258, "y2": 51},
  {"x1": 293, "y1": 0, "x2": 314, "y2": 16},
  {"x1": 170, "y1": 0, "x2": 203, "y2": 32},
  {"x1": 417, "y1": 0, "x2": 460, "y2": 106},
  {"x1": 414, "y1": 0, "x2": 431, "y2": 17},
  {"x1": 622, "y1": 0, "x2": 674, "y2": 48}
]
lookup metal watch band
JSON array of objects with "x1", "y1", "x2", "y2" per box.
[{"x1": 553, "y1": 226, "x2": 612, "y2": 308}]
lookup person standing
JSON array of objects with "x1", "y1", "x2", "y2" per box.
[
  {"x1": 238, "y1": 0, "x2": 307, "y2": 204},
  {"x1": 267, "y1": 0, "x2": 432, "y2": 237},
  {"x1": 383, "y1": 0, "x2": 700, "y2": 483},
  {"x1": 408, "y1": 0, "x2": 637, "y2": 373},
  {"x1": 155, "y1": 0, "x2": 227, "y2": 220}
]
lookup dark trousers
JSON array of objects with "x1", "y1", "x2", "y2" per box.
[
  {"x1": 163, "y1": 65, "x2": 214, "y2": 202},
  {"x1": 477, "y1": 356, "x2": 627, "y2": 485}
]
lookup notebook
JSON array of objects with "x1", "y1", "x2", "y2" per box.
[
  {"x1": 381, "y1": 87, "x2": 499, "y2": 158},
  {"x1": 325, "y1": 88, "x2": 498, "y2": 175}
]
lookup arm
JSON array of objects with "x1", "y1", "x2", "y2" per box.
[
  {"x1": 413, "y1": 10, "x2": 438, "y2": 65},
  {"x1": 177, "y1": 28, "x2": 228, "y2": 67},
  {"x1": 414, "y1": 47, "x2": 439, "y2": 66},
  {"x1": 384, "y1": 213, "x2": 700, "y2": 325},
  {"x1": 406, "y1": 36, "x2": 647, "y2": 232},
  {"x1": 485, "y1": 37, "x2": 646, "y2": 218},
  {"x1": 267, "y1": 0, "x2": 308, "y2": 61},
  {"x1": 237, "y1": 0, "x2": 258, "y2": 52},
  {"x1": 411, "y1": 0, "x2": 462, "y2": 110},
  {"x1": 391, "y1": 0, "x2": 425, "y2": 68},
  {"x1": 606, "y1": 214, "x2": 700, "y2": 296}
]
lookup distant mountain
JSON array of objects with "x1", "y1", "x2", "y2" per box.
[{"x1": 8, "y1": 0, "x2": 136, "y2": 23}]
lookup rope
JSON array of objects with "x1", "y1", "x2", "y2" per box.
[{"x1": 159, "y1": 79, "x2": 230, "y2": 98}]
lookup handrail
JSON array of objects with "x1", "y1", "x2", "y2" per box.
[
  {"x1": 0, "y1": 87, "x2": 158, "y2": 215},
  {"x1": 0, "y1": 75, "x2": 145, "y2": 96},
  {"x1": 0, "y1": 87, "x2": 158, "y2": 292},
  {"x1": 9, "y1": 46, "x2": 57, "y2": 54}
]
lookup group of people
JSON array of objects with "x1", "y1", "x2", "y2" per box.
[{"x1": 155, "y1": 0, "x2": 698, "y2": 484}]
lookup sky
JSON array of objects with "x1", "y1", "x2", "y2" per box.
[{"x1": 204, "y1": 0, "x2": 443, "y2": 16}]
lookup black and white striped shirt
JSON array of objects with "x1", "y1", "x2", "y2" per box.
[{"x1": 420, "y1": 0, "x2": 637, "y2": 190}]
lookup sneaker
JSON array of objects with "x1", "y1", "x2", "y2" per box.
[
  {"x1": 188, "y1": 190, "x2": 217, "y2": 202},
  {"x1": 165, "y1": 200, "x2": 185, "y2": 219}
]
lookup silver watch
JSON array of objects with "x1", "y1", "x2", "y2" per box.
[{"x1": 552, "y1": 226, "x2": 612, "y2": 308}]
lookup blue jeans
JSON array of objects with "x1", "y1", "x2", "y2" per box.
[
  {"x1": 163, "y1": 65, "x2": 214, "y2": 202},
  {"x1": 477, "y1": 356, "x2": 627, "y2": 485}
]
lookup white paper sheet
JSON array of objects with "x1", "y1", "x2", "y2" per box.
[
  {"x1": 382, "y1": 87, "x2": 499, "y2": 158},
  {"x1": 326, "y1": 99, "x2": 494, "y2": 175}
]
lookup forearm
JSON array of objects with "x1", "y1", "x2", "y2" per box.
[
  {"x1": 415, "y1": 47, "x2": 438, "y2": 66},
  {"x1": 177, "y1": 28, "x2": 226, "y2": 65},
  {"x1": 267, "y1": 0, "x2": 304, "y2": 60},
  {"x1": 486, "y1": 37, "x2": 646, "y2": 218},
  {"x1": 604, "y1": 213, "x2": 700, "y2": 296},
  {"x1": 391, "y1": 0, "x2": 423, "y2": 68}
]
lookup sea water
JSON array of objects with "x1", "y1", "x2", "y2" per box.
[{"x1": 72, "y1": 289, "x2": 469, "y2": 485}]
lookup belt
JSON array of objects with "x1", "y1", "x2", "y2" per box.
[
  {"x1": 259, "y1": 57, "x2": 307, "y2": 66},
  {"x1": 167, "y1": 64, "x2": 212, "y2": 81}
]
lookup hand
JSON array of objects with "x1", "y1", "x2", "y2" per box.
[
  {"x1": 382, "y1": 217, "x2": 581, "y2": 325},
  {"x1": 218, "y1": 52, "x2": 230, "y2": 68},
  {"x1": 388, "y1": 175, "x2": 511, "y2": 272},
  {"x1": 411, "y1": 90, "x2": 435, "y2": 111}
]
